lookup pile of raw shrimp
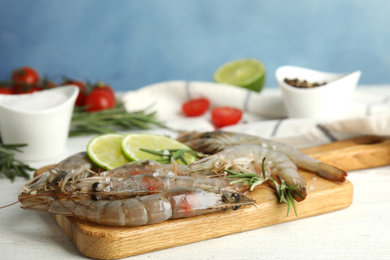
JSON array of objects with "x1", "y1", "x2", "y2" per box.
[{"x1": 17, "y1": 131, "x2": 347, "y2": 227}]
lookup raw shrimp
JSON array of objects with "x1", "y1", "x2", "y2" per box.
[
  {"x1": 21, "y1": 152, "x2": 94, "y2": 194},
  {"x1": 186, "y1": 144, "x2": 307, "y2": 201},
  {"x1": 18, "y1": 187, "x2": 254, "y2": 227},
  {"x1": 99, "y1": 159, "x2": 187, "y2": 178},
  {"x1": 69, "y1": 173, "x2": 248, "y2": 199},
  {"x1": 22, "y1": 156, "x2": 185, "y2": 196},
  {"x1": 177, "y1": 131, "x2": 347, "y2": 182}
]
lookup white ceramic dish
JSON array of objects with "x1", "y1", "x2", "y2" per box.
[
  {"x1": 276, "y1": 66, "x2": 361, "y2": 119},
  {"x1": 0, "y1": 85, "x2": 79, "y2": 161}
]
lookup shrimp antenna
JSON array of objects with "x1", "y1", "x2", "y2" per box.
[{"x1": 0, "y1": 200, "x2": 20, "y2": 209}]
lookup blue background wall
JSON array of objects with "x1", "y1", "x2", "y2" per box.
[{"x1": 1, "y1": 0, "x2": 389, "y2": 91}]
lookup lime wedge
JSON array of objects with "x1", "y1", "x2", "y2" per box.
[
  {"x1": 121, "y1": 133, "x2": 197, "y2": 165},
  {"x1": 87, "y1": 133, "x2": 129, "y2": 170},
  {"x1": 213, "y1": 58, "x2": 266, "y2": 92}
]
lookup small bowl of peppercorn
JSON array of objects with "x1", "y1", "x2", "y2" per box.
[{"x1": 275, "y1": 65, "x2": 361, "y2": 119}]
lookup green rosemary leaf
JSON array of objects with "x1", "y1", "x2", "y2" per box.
[
  {"x1": 229, "y1": 178, "x2": 249, "y2": 185},
  {"x1": 0, "y1": 143, "x2": 34, "y2": 182},
  {"x1": 69, "y1": 102, "x2": 165, "y2": 136},
  {"x1": 289, "y1": 192, "x2": 298, "y2": 216},
  {"x1": 250, "y1": 179, "x2": 267, "y2": 191},
  {"x1": 279, "y1": 189, "x2": 285, "y2": 203},
  {"x1": 139, "y1": 148, "x2": 198, "y2": 165},
  {"x1": 287, "y1": 184, "x2": 299, "y2": 190},
  {"x1": 153, "y1": 158, "x2": 171, "y2": 164},
  {"x1": 261, "y1": 157, "x2": 266, "y2": 179},
  {"x1": 286, "y1": 196, "x2": 292, "y2": 217},
  {"x1": 171, "y1": 150, "x2": 182, "y2": 160},
  {"x1": 178, "y1": 155, "x2": 188, "y2": 165},
  {"x1": 227, "y1": 172, "x2": 260, "y2": 179},
  {"x1": 139, "y1": 148, "x2": 166, "y2": 156}
]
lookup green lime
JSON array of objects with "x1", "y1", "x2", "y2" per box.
[
  {"x1": 87, "y1": 133, "x2": 129, "y2": 170},
  {"x1": 213, "y1": 58, "x2": 266, "y2": 92},
  {"x1": 121, "y1": 133, "x2": 197, "y2": 165}
]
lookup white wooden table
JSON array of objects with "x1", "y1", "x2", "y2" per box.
[{"x1": 1, "y1": 86, "x2": 389, "y2": 259}]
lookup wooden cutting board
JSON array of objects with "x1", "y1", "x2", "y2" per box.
[{"x1": 35, "y1": 135, "x2": 390, "y2": 259}]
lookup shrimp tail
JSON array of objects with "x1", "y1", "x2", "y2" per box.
[
  {"x1": 301, "y1": 160, "x2": 347, "y2": 182},
  {"x1": 317, "y1": 163, "x2": 347, "y2": 182},
  {"x1": 292, "y1": 185, "x2": 307, "y2": 202}
]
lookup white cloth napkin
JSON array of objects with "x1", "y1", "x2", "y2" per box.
[{"x1": 122, "y1": 81, "x2": 390, "y2": 149}]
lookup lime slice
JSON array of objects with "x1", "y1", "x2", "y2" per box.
[
  {"x1": 213, "y1": 58, "x2": 266, "y2": 92},
  {"x1": 87, "y1": 133, "x2": 129, "y2": 170},
  {"x1": 121, "y1": 133, "x2": 197, "y2": 165}
]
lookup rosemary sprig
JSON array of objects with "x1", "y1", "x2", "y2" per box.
[
  {"x1": 69, "y1": 102, "x2": 166, "y2": 136},
  {"x1": 223, "y1": 158, "x2": 299, "y2": 216},
  {"x1": 139, "y1": 148, "x2": 200, "y2": 165},
  {"x1": 269, "y1": 178, "x2": 299, "y2": 217},
  {"x1": 0, "y1": 143, "x2": 35, "y2": 182}
]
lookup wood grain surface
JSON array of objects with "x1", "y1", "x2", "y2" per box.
[{"x1": 35, "y1": 135, "x2": 390, "y2": 259}]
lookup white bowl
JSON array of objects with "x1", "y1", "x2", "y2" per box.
[
  {"x1": 0, "y1": 86, "x2": 79, "y2": 161},
  {"x1": 276, "y1": 66, "x2": 361, "y2": 119}
]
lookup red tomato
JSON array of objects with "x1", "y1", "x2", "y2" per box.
[
  {"x1": 11, "y1": 66, "x2": 40, "y2": 85},
  {"x1": 11, "y1": 66, "x2": 41, "y2": 94},
  {"x1": 95, "y1": 81, "x2": 115, "y2": 100},
  {"x1": 0, "y1": 87, "x2": 13, "y2": 94},
  {"x1": 63, "y1": 79, "x2": 87, "y2": 106},
  {"x1": 211, "y1": 107, "x2": 243, "y2": 128},
  {"x1": 85, "y1": 88, "x2": 116, "y2": 112},
  {"x1": 182, "y1": 98, "x2": 210, "y2": 117}
]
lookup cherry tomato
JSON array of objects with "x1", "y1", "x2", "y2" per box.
[
  {"x1": 211, "y1": 107, "x2": 243, "y2": 128},
  {"x1": 0, "y1": 87, "x2": 13, "y2": 94},
  {"x1": 11, "y1": 66, "x2": 41, "y2": 94},
  {"x1": 63, "y1": 79, "x2": 87, "y2": 106},
  {"x1": 182, "y1": 98, "x2": 210, "y2": 117},
  {"x1": 85, "y1": 88, "x2": 116, "y2": 112},
  {"x1": 11, "y1": 66, "x2": 40, "y2": 85},
  {"x1": 95, "y1": 80, "x2": 115, "y2": 101}
]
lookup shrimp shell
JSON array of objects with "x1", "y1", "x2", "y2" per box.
[
  {"x1": 99, "y1": 159, "x2": 187, "y2": 178},
  {"x1": 18, "y1": 187, "x2": 254, "y2": 227},
  {"x1": 177, "y1": 131, "x2": 347, "y2": 182},
  {"x1": 69, "y1": 174, "x2": 248, "y2": 199}
]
